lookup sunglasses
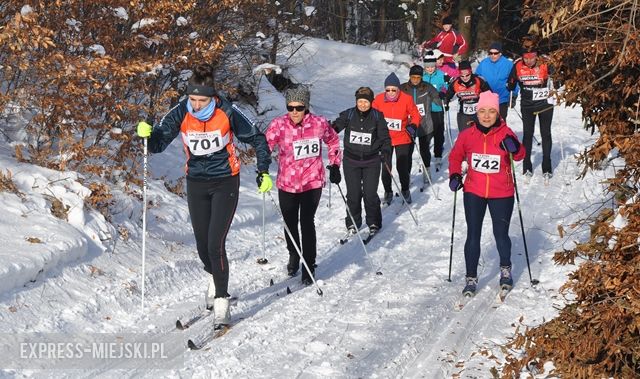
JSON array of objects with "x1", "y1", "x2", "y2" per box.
[
  {"x1": 385, "y1": 89, "x2": 398, "y2": 93},
  {"x1": 460, "y1": 73, "x2": 471, "y2": 78},
  {"x1": 488, "y1": 51, "x2": 500, "y2": 56},
  {"x1": 286, "y1": 105, "x2": 306, "y2": 112}
]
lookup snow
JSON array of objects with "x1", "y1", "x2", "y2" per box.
[{"x1": 0, "y1": 37, "x2": 613, "y2": 378}]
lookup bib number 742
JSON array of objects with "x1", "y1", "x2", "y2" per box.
[{"x1": 471, "y1": 153, "x2": 501, "y2": 174}]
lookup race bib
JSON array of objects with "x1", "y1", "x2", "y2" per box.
[
  {"x1": 349, "y1": 131, "x2": 372, "y2": 146},
  {"x1": 463, "y1": 103, "x2": 478, "y2": 115},
  {"x1": 416, "y1": 103, "x2": 426, "y2": 116},
  {"x1": 531, "y1": 87, "x2": 550, "y2": 101},
  {"x1": 385, "y1": 118, "x2": 402, "y2": 131},
  {"x1": 292, "y1": 138, "x2": 321, "y2": 160},
  {"x1": 471, "y1": 153, "x2": 501, "y2": 174},
  {"x1": 186, "y1": 130, "x2": 229, "y2": 156}
]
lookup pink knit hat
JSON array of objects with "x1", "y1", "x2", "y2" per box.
[{"x1": 477, "y1": 91, "x2": 499, "y2": 112}]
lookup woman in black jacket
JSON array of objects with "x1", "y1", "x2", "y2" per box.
[{"x1": 333, "y1": 87, "x2": 391, "y2": 236}]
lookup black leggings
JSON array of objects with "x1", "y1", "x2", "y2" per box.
[
  {"x1": 521, "y1": 106, "x2": 554, "y2": 174},
  {"x1": 278, "y1": 188, "x2": 322, "y2": 280},
  {"x1": 431, "y1": 111, "x2": 445, "y2": 158},
  {"x1": 343, "y1": 158, "x2": 382, "y2": 229},
  {"x1": 463, "y1": 192, "x2": 515, "y2": 278},
  {"x1": 381, "y1": 143, "x2": 412, "y2": 192},
  {"x1": 187, "y1": 175, "x2": 239, "y2": 298}
]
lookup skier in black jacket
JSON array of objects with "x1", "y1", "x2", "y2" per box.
[{"x1": 333, "y1": 87, "x2": 391, "y2": 235}]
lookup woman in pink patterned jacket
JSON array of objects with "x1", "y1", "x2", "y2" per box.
[{"x1": 265, "y1": 86, "x2": 342, "y2": 285}]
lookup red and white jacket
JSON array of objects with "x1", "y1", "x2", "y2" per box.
[
  {"x1": 266, "y1": 112, "x2": 341, "y2": 193},
  {"x1": 448, "y1": 119, "x2": 525, "y2": 199},
  {"x1": 421, "y1": 29, "x2": 468, "y2": 64}
]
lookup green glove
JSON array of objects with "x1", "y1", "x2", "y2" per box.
[
  {"x1": 137, "y1": 121, "x2": 152, "y2": 138},
  {"x1": 256, "y1": 172, "x2": 273, "y2": 193}
]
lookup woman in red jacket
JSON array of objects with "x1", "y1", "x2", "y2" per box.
[
  {"x1": 448, "y1": 91, "x2": 525, "y2": 296},
  {"x1": 372, "y1": 73, "x2": 421, "y2": 205}
]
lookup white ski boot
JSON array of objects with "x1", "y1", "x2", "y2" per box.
[{"x1": 213, "y1": 297, "x2": 231, "y2": 327}]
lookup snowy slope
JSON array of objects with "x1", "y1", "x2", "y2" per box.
[{"x1": 0, "y1": 37, "x2": 611, "y2": 378}]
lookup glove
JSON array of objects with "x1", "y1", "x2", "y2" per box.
[
  {"x1": 439, "y1": 92, "x2": 446, "y2": 100},
  {"x1": 449, "y1": 173, "x2": 463, "y2": 192},
  {"x1": 406, "y1": 124, "x2": 417, "y2": 139},
  {"x1": 327, "y1": 164, "x2": 341, "y2": 184},
  {"x1": 500, "y1": 135, "x2": 520, "y2": 154},
  {"x1": 137, "y1": 121, "x2": 152, "y2": 138},
  {"x1": 444, "y1": 103, "x2": 450, "y2": 112},
  {"x1": 510, "y1": 94, "x2": 517, "y2": 108},
  {"x1": 256, "y1": 172, "x2": 273, "y2": 193}
]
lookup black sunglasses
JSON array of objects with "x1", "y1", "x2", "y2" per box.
[
  {"x1": 287, "y1": 105, "x2": 306, "y2": 112},
  {"x1": 385, "y1": 89, "x2": 398, "y2": 93},
  {"x1": 488, "y1": 51, "x2": 501, "y2": 55}
]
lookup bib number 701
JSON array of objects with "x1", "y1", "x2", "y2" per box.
[{"x1": 185, "y1": 130, "x2": 227, "y2": 156}]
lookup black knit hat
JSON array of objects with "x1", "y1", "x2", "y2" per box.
[
  {"x1": 409, "y1": 65, "x2": 424, "y2": 76},
  {"x1": 355, "y1": 87, "x2": 374, "y2": 103},
  {"x1": 384, "y1": 72, "x2": 401, "y2": 88},
  {"x1": 458, "y1": 60, "x2": 472, "y2": 71},
  {"x1": 442, "y1": 16, "x2": 453, "y2": 25}
]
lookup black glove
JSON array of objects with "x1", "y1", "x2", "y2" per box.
[
  {"x1": 438, "y1": 92, "x2": 446, "y2": 100},
  {"x1": 444, "y1": 103, "x2": 450, "y2": 112},
  {"x1": 449, "y1": 173, "x2": 463, "y2": 192},
  {"x1": 500, "y1": 135, "x2": 520, "y2": 154},
  {"x1": 327, "y1": 164, "x2": 341, "y2": 184},
  {"x1": 406, "y1": 124, "x2": 417, "y2": 139}
]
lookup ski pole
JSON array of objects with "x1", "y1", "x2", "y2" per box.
[
  {"x1": 335, "y1": 184, "x2": 382, "y2": 275},
  {"x1": 445, "y1": 108, "x2": 454, "y2": 149},
  {"x1": 413, "y1": 139, "x2": 440, "y2": 200},
  {"x1": 533, "y1": 104, "x2": 554, "y2": 116},
  {"x1": 328, "y1": 181, "x2": 332, "y2": 208},
  {"x1": 141, "y1": 138, "x2": 148, "y2": 313},
  {"x1": 266, "y1": 191, "x2": 323, "y2": 296},
  {"x1": 513, "y1": 108, "x2": 541, "y2": 146},
  {"x1": 447, "y1": 189, "x2": 457, "y2": 282},
  {"x1": 257, "y1": 193, "x2": 268, "y2": 264},
  {"x1": 509, "y1": 153, "x2": 539, "y2": 286},
  {"x1": 382, "y1": 160, "x2": 419, "y2": 226}
]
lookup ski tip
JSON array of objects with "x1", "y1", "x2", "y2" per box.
[
  {"x1": 269, "y1": 278, "x2": 274, "y2": 286},
  {"x1": 187, "y1": 339, "x2": 200, "y2": 350},
  {"x1": 420, "y1": 188, "x2": 424, "y2": 192},
  {"x1": 375, "y1": 271, "x2": 383, "y2": 276},
  {"x1": 176, "y1": 320, "x2": 185, "y2": 330},
  {"x1": 286, "y1": 286, "x2": 292, "y2": 294}
]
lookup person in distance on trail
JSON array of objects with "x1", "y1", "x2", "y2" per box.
[
  {"x1": 136, "y1": 63, "x2": 272, "y2": 329},
  {"x1": 420, "y1": 16, "x2": 468, "y2": 65},
  {"x1": 422, "y1": 49, "x2": 452, "y2": 172},
  {"x1": 372, "y1": 73, "x2": 422, "y2": 205},
  {"x1": 507, "y1": 39, "x2": 557, "y2": 181},
  {"x1": 444, "y1": 60, "x2": 492, "y2": 133},
  {"x1": 448, "y1": 91, "x2": 525, "y2": 296},
  {"x1": 332, "y1": 87, "x2": 391, "y2": 237},
  {"x1": 399, "y1": 65, "x2": 443, "y2": 187},
  {"x1": 475, "y1": 42, "x2": 518, "y2": 120},
  {"x1": 265, "y1": 86, "x2": 341, "y2": 286}
]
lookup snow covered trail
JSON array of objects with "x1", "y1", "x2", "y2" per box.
[{"x1": 0, "y1": 37, "x2": 611, "y2": 378}]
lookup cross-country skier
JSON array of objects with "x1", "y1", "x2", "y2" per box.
[
  {"x1": 447, "y1": 91, "x2": 525, "y2": 296},
  {"x1": 136, "y1": 63, "x2": 272, "y2": 329},
  {"x1": 332, "y1": 87, "x2": 391, "y2": 236},
  {"x1": 444, "y1": 60, "x2": 492, "y2": 133},
  {"x1": 265, "y1": 86, "x2": 341, "y2": 286},
  {"x1": 373, "y1": 73, "x2": 422, "y2": 205},
  {"x1": 507, "y1": 39, "x2": 557, "y2": 181},
  {"x1": 400, "y1": 65, "x2": 443, "y2": 186}
]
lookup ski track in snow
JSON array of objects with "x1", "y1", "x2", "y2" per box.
[{"x1": 0, "y1": 38, "x2": 609, "y2": 378}]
